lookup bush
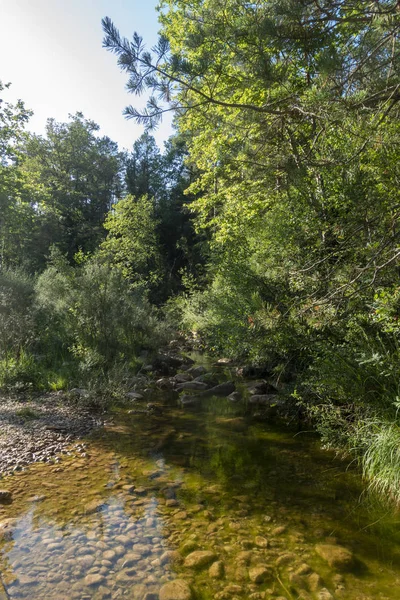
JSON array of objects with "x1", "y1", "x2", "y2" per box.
[
  {"x1": 0, "y1": 269, "x2": 35, "y2": 365},
  {"x1": 35, "y1": 252, "x2": 171, "y2": 371}
]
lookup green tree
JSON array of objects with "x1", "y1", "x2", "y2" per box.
[
  {"x1": 19, "y1": 113, "x2": 123, "y2": 264},
  {"x1": 101, "y1": 194, "x2": 162, "y2": 295},
  {"x1": 0, "y1": 81, "x2": 37, "y2": 270},
  {"x1": 126, "y1": 131, "x2": 163, "y2": 199}
]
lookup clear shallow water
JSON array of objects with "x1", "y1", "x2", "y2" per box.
[{"x1": 1, "y1": 392, "x2": 400, "y2": 600}]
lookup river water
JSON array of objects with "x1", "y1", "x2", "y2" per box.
[{"x1": 0, "y1": 377, "x2": 400, "y2": 600}]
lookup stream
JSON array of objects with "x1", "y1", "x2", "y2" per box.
[{"x1": 0, "y1": 359, "x2": 400, "y2": 600}]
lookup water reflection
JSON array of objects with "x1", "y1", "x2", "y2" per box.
[{"x1": 1, "y1": 396, "x2": 400, "y2": 599}]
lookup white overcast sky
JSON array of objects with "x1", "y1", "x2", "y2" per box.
[{"x1": 0, "y1": 0, "x2": 174, "y2": 150}]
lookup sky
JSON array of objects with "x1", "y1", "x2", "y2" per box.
[{"x1": 0, "y1": 0, "x2": 174, "y2": 151}]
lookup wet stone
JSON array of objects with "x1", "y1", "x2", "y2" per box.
[
  {"x1": 276, "y1": 553, "x2": 296, "y2": 567},
  {"x1": 160, "y1": 550, "x2": 182, "y2": 565},
  {"x1": 122, "y1": 552, "x2": 142, "y2": 567},
  {"x1": 209, "y1": 560, "x2": 225, "y2": 579},
  {"x1": 271, "y1": 526, "x2": 286, "y2": 536},
  {"x1": 77, "y1": 555, "x2": 96, "y2": 568},
  {"x1": 85, "y1": 573, "x2": 105, "y2": 586},
  {"x1": 315, "y1": 544, "x2": 355, "y2": 572},
  {"x1": 0, "y1": 490, "x2": 12, "y2": 504},
  {"x1": 184, "y1": 550, "x2": 217, "y2": 569},
  {"x1": 249, "y1": 566, "x2": 272, "y2": 584},
  {"x1": 180, "y1": 541, "x2": 198, "y2": 555},
  {"x1": 255, "y1": 536, "x2": 268, "y2": 548},
  {"x1": 159, "y1": 579, "x2": 193, "y2": 600},
  {"x1": 317, "y1": 588, "x2": 335, "y2": 600}
]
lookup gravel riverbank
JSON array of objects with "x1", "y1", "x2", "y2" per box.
[{"x1": 0, "y1": 392, "x2": 103, "y2": 477}]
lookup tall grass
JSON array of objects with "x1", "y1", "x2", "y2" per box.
[{"x1": 354, "y1": 420, "x2": 400, "y2": 506}]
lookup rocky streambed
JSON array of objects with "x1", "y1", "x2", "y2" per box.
[
  {"x1": 0, "y1": 354, "x2": 400, "y2": 600},
  {"x1": 0, "y1": 392, "x2": 103, "y2": 476}
]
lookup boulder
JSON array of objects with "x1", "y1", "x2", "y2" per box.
[
  {"x1": 186, "y1": 366, "x2": 208, "y2": 377},
  {"x1": 159, "y1": 579, "x2": 193, "y2": 600},
  {"x1": 200, "y1": 381, "x2": 236, "y2": 398},
  {"x1": 173, "y1": 373, "x2": 193, "y2": 383}
]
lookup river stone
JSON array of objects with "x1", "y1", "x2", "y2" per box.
[
  {"x1": 271, "y1": 526, "x2": 286, "y2": 536},
  {"x1": 308, "y1": 573, "x2": 323, "y2": 592},
  {"x1": 209, "y1": 560, "x2": 225, "y2": 579},
  {"x1": 77, "y1": 555, "x2": 95, "y2": 568},
  {"x1": 187, "y1": 365, "x2": 207, "y2": 377},
  {"x1": 122, "y1": 552, "x2": 142, "y2": 567},
  {"x1": 159, "y1": 579, "x2": 193, "y2": 600},
  {"x1": 184, "y1": 550, "x2": 217, "y2": 569},
  {"x1": 255, "y1": 536, "x2": 268, "y2": 548},
  {"x1": 84, "y1": 500, "x2": 105, "y2": 515},
  {"x1": 166, "y1": 499, "x2": 179, "y2": 507},
  {"x1": 0, "y1": 490, "x2": 12, "y2": 505},
  {"x1": 236, "y1": 551, "x2": 252, "y2": 565},
  {"x1": 180, "y1": 541, "x2": 198, "y2": 555},
  {"x1": 160, "y1": 550, "x2": 182, "y2": 565},
  {"x1": 201, "y1": 381, "x2": 235, "y2": 397},
  {"x1": 249, "y1": 566, "x2": 272, "y2": 584},
  {"x1": 220, "y1": 584, "x2": 244, "y2": 595},
  {"x1": 116, "y1": 570, "x2": 135, "y2": 584},
  {"x1": 315, "y1": 544, "x2": 355, "y2": 571},
  {"x1": 0, "y1": 519, "x2": 16, "y2": 541},
  {"x1": 85, "y1": 573, "x2": 104, "y2": 586},
  {"x1": 276, "y1": 553, "x2": 296, "y2": 567},
  {"x1": 317, "y1": 589, "x2": 334, "y2": 600},
  {"x1": 115, "y1": 534, "x2": 131, "y2": 546}
]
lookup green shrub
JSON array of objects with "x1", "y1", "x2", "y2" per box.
[
  {"x1": 0, "y1": 269, "x2": 35, "y2": 364},
  {"x1": 35, "y1": 251, "x2": 171, "y2": 372}
]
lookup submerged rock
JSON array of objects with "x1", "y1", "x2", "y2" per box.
[
  {"x1": 249, "y1": 565, "x2": 273, "y2": 583},
  {"x1": 0, "y1": 518, "x2": 16, "y2": 541},
  {"x1": 184, "y1": 550, "x2": 217, "y2": 569},
  {"x1": 85, "y1": 573, "x2": 104, "y2": 586},
  {"x1": 315, "y1": 544, "x2": 355, "y2": 571},
  {"x1": 0, "y1": 490, "x2": 12, "y2": 504},
  {"x1": 159, "y1": 579, "x2": 193, "y2": 600},
  {"x1": 209, "y1": 560, "x2": 225, "y2": 579}
]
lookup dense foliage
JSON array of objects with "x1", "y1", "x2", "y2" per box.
[
  {"x1": 1, "y1": 0, "x2": 400, "y2": 502},
  {"x1": 102, "y1": 0, "x2": 400, "y2": 502}
]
